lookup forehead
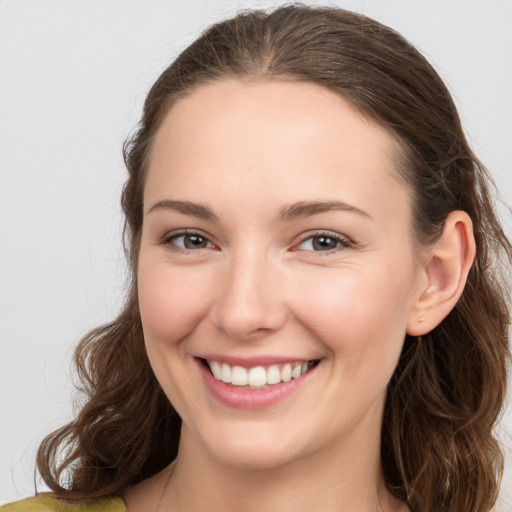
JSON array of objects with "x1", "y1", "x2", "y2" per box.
[{"x1": 145, "y1": 79, "x2": 410, "y2": 223}]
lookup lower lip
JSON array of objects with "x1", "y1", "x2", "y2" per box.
[{"x1": 197, "y1": 360, "x2": 316, "y2": 410}]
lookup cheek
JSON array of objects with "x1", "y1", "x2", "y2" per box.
[
  {"x1": 292, "y1": 262, "x2": 414, "y2": 359},
  {"x1": 137, "y1": 261, "x2": 213, "y2": 347},
  {"x1": 137, "y1": 261, "x2": 215, "y2": 413}
]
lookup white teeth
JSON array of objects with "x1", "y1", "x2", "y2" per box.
[
  {"x1": 221, "y1": 363, "x2": 231, "y2": 383},
  {"x1": 231, "y1": 366, "x2": 248, "y2": 386},
  {"x1": 266, "y1": 365, "x2": 281, "y2": 385},
  {"x1": 281, "y1": 363, "x2": 292, "y2": 382},
  {"x1": 210, "y1": 361, "x2": 222, "y2": 380},
  {"x1": 248, "y1": 366, "x2": 267, "y2": 387},
  {"x1": 206, "y1": 359, "x2": 314, "y2": 387}
]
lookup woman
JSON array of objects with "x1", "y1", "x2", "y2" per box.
[{"x1": 2, "y1": 4, "x2": 510, "y2": 512}]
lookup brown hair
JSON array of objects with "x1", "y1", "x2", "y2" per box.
[{"x1": 37, "y1": 5, "x2": 511, "y2": 511}]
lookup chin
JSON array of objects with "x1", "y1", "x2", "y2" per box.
[
  {"x1": 210, "y1": 444, "x2": 299, "y2": 471},
  {"x1": 190, "y1": 421, "x2": 309, "y2": 471}
]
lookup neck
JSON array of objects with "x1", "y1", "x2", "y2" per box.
[{"x1": 162, "y1": 426, "x2": 405, "y2": 512}]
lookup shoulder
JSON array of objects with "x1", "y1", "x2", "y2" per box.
[{"x1": 0, "y1": 495, "x2": 126, "y2": 512}]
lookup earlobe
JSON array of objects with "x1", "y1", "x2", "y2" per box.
[{"x1": 407, "y1": 211, "x2": 476, "y2": 336}]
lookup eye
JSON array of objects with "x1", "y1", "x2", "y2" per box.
[
  {"x1": 162, "y1": 231, "x2": 216, "y2": 252},
  {"x1": 295, "y1": 232, "x2": 352, "y2": 252}
]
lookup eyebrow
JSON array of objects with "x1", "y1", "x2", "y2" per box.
[
  {"x1": 146, "y1": 199, "x2": 372, "y2": 222},
  {"x1": 276, "y1": 201, "x2": 373, "y2": 222},
  {"x1": 147, "y1": 199, "x2": 218, "y2": 221}
]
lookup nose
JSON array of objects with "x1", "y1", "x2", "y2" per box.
[{"x1": 210, "y1": 249, "x2": 287, "y2": 341}]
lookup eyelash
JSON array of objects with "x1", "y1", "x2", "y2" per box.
[
  {"x1": 294, "y1": 231, "x2": 353, "y2": 254},
  {"x1": 159, "y1": 230, "x2": 353, "y2": 254},
  {"x1": 160, "y1": 230, "x2": 217, "y2": 254}
]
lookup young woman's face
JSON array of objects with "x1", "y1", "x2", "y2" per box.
[{"x1": 138, "y1": 80, "x2": 424, "y2": 470}]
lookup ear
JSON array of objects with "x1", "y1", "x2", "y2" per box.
[{"x1": 407, "y1": 211, "x2": 476, "y2": 336}]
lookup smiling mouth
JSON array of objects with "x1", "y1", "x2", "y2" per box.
[{"x1": 200, "y1": 358, "x2": 319, "y2": 389}]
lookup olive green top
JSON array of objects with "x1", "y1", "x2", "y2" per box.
[{"x1": 0, "y1": 495, "x2": 126, "y2": 512}]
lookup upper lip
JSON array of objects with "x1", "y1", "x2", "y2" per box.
[{"x1": 196, "y1": 354, "x2": 318, "y2": 368}]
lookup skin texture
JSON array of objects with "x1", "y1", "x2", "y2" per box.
[{"x1": 128, "y1": 80, "x2": 475, "y2": 512}]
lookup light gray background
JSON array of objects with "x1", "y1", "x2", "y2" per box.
[{"x1": 1, "y1": 0, "x2": 511, "y2": 508}]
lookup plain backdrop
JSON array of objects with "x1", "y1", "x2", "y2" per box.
[{"x1": 1, "y1": 0, "x2": 511, "y2": 508}]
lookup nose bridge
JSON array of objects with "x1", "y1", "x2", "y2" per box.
[{"x1": 211, "y1": 242, "x2": 286, "y2": 339}]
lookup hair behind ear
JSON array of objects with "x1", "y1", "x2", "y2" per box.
[{"x1": 383, "y1": 204, "x2": 509, "y2": 510}]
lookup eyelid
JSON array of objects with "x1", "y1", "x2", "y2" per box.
[
  {"x1": 157, "y1": 228, "x2": 353, "y2": 254},
  {"x1": 159, "y1": 229, "x2": 218, "y2": 252},
  {"x1": 291, "y1": 230, "x2": 354, "y2": 253}
]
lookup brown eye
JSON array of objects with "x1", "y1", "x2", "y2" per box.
[
  {"x1": 296, "y1": 232, "x2": 351, "y2": 252},
  {"x1": 183, "y1": 234, "x2": 208, "y2": 249},
  {"x1": 166, "y1": 232, "x2": 213, "y2": 251},
  {"x1": 312, "y1": 235, "x2": 339, "y2": 251}
]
